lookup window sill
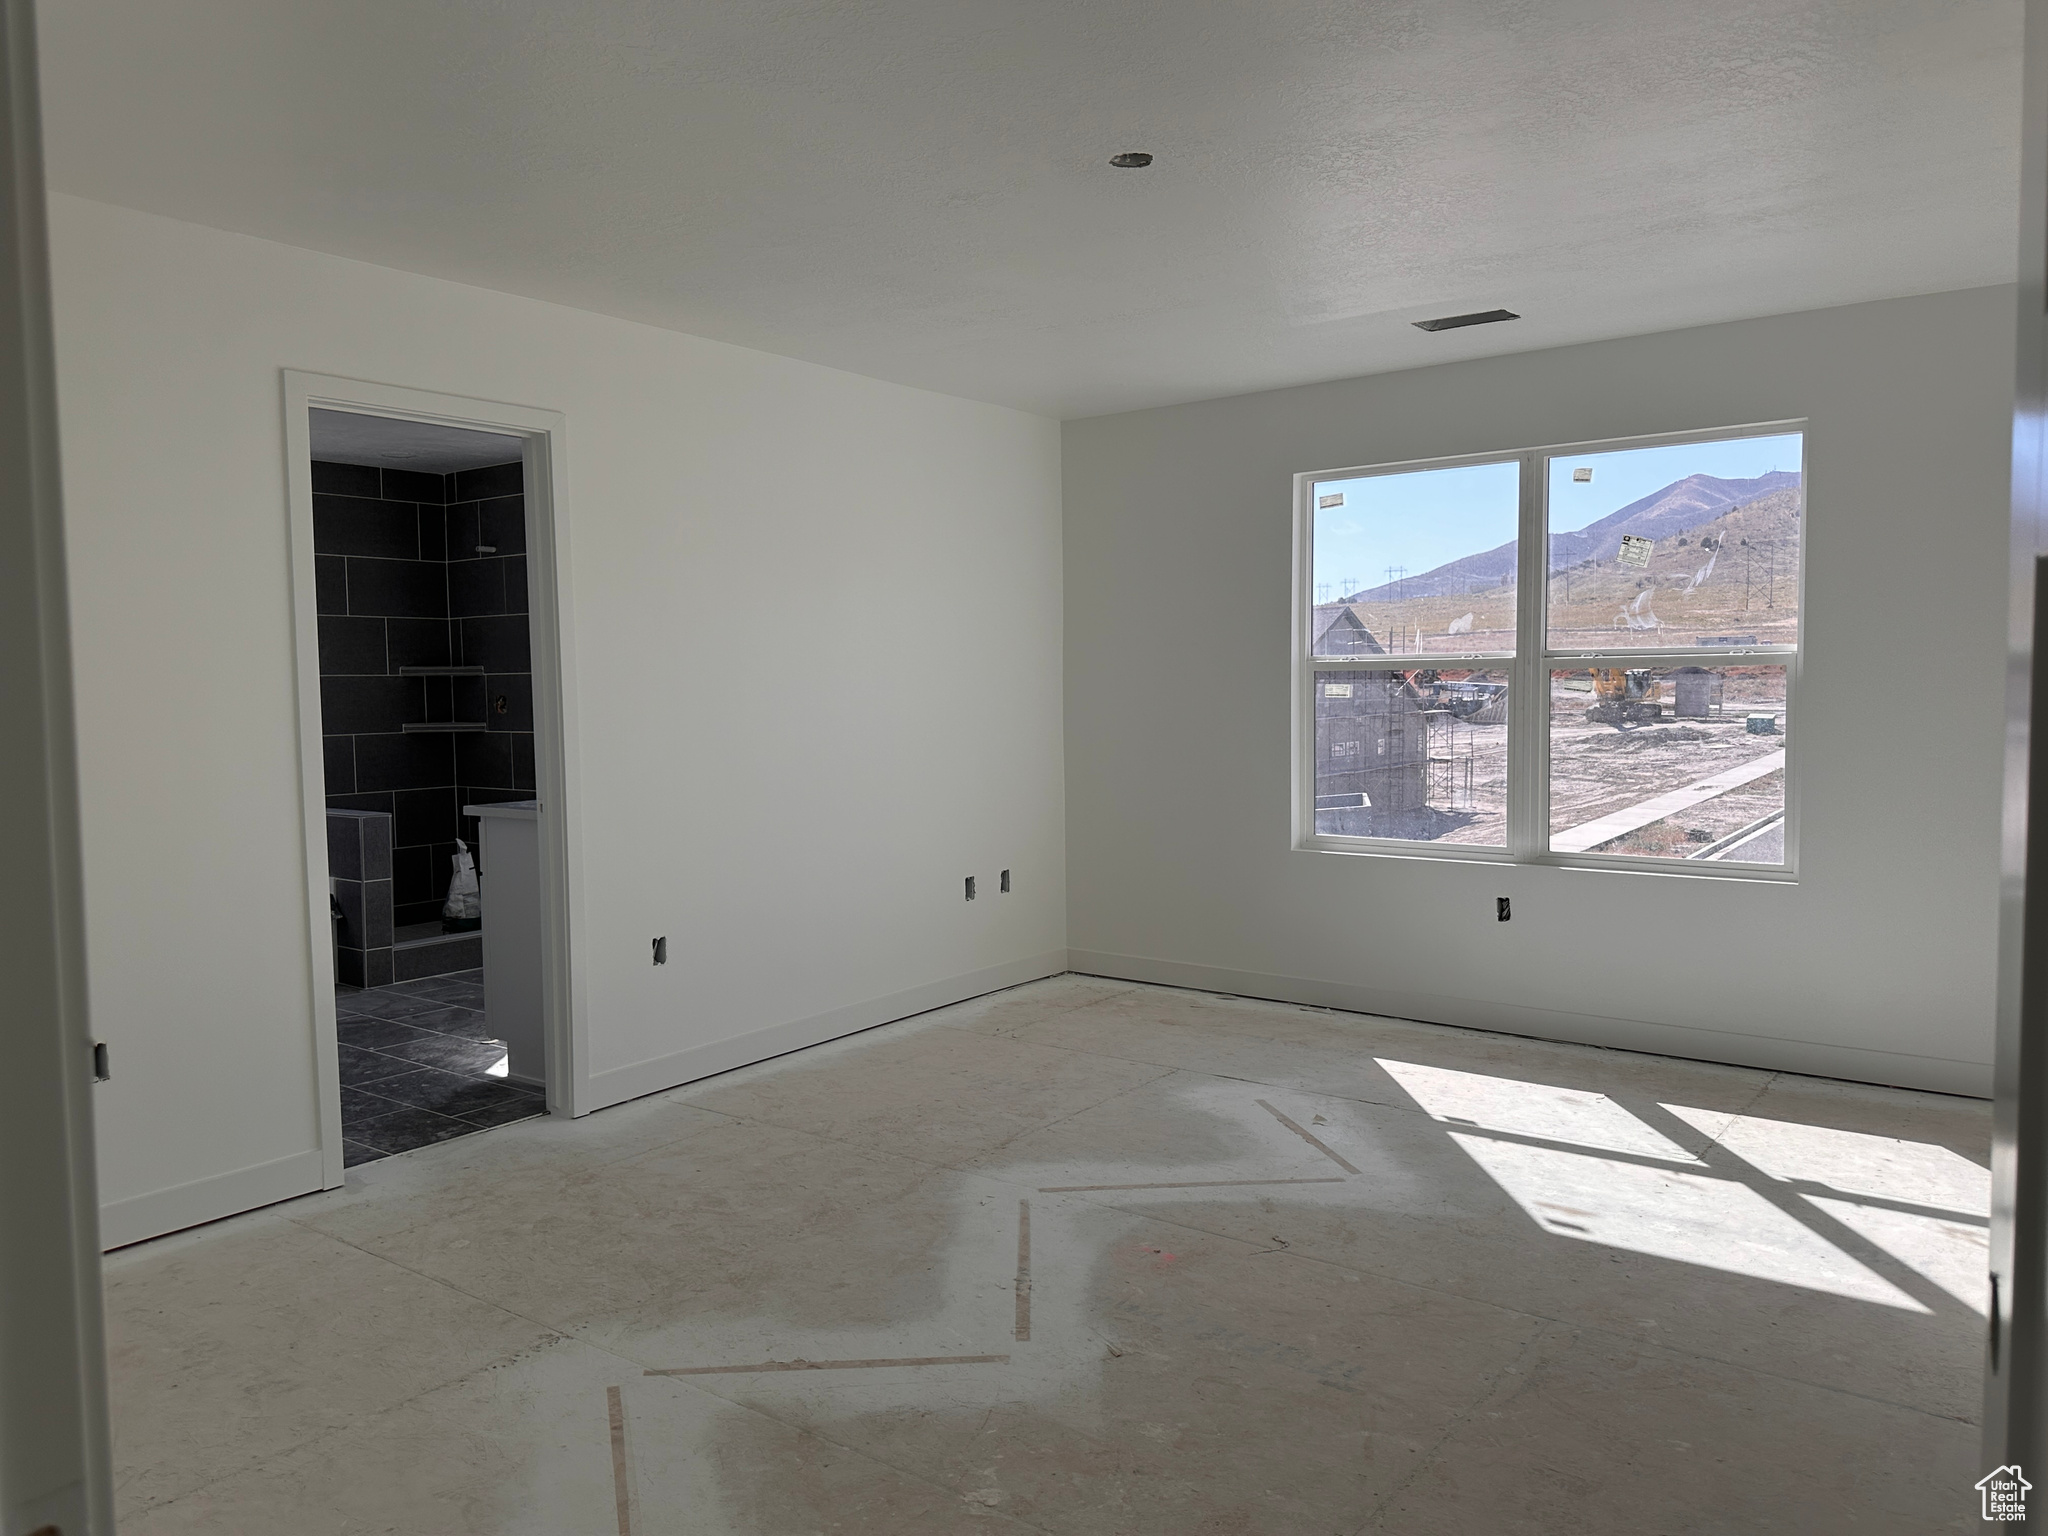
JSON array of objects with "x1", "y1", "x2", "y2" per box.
[{"x1": 1295, "y1": 835, "x2": 1797, "y2": 882}]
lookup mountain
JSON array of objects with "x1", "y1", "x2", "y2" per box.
[{"x1": 1346, "y1": 471, "x2": 1801, "y2": 602}]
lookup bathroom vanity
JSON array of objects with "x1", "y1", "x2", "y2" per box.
[{"x1": 463, "y1": 799, "x2": 544, "y2": 1088}]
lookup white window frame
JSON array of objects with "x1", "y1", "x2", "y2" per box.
[{"x1": 1292, "y1": 419, "x2": 1805, "y2": 879}]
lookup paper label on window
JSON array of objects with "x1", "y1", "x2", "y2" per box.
[
  {"x1": 1318, "y1": 492, "x2": 1345, "y2": 509},
  {"x1": 1572, "y1": 466, "x2": 1593, "y2": 483},
  {"x1": 1617, "y1": 534, "x2": 1653, "y2": 568},
  {"x1": 1324, "y1": 682, "x2": 1353, "y2": 698}
]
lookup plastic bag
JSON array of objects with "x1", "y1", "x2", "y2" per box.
[{"x1": 443, "y1": 838, "x2": 481, "y2": 926}]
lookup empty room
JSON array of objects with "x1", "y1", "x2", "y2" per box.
[{"x1": 4, "y1": 2, "x2": 2046, "y2": 1533}]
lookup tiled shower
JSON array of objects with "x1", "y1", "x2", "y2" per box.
[{"x1": 314, "y1": 458, "x2": 536, "y2": 981}]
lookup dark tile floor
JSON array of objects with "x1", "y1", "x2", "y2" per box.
[{"x1": 335, "y1": 969, "x2": 545, "y2": 1166}]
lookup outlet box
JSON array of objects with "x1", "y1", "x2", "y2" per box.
[
  {"x1": 965, "y1": 876, "x2": 977, "y2": 901},
  {"x1": 652, "y1": 936, "x2": 668, "y2": 965},
  {"x1": 1000, "y1": 869, "x2": 1011, "y2": 893},
  {"x1": 1496, "y1": 897, "x2": 1511, "y2": 922}
]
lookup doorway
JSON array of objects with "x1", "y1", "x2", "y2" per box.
[{"x1": 282, "y1": 376, "x2": 581, "y2": 1187}]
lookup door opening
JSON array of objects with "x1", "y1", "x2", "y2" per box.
[{"x1": 286, "y1": 389, "x2": 576, "y2": 1179}]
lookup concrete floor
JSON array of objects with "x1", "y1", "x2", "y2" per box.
[{"x1": 105, "y1": 976, "x2": 1990, "y2": 1533}]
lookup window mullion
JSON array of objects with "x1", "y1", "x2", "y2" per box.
[
  {"x1": 1545, "y1": 647, "x2": 1798, "y2": 666},
  {"x1": 1308, "y1": 652, "x2": 1515, "y2": 670},
  {"x1": 1508, "y1": 450, "x2": 1547, "y2": 858}
]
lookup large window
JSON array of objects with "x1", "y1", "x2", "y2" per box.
[{"x1": 1298, "y1": 424, "x2": 1802, "y2": 872}]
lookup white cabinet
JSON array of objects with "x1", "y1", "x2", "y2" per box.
[{"x1": 463, "y1": 800, "x2": 544, "y2": 1087}]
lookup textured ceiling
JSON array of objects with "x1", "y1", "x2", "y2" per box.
[{"x1": 37, "y1": 1, "x2": 2024, "y2": 419}]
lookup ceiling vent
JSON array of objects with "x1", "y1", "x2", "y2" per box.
[{"x1": 1412, "y1": 309, "x2": 1520, "y2": 333}]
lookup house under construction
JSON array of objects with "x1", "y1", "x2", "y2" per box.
[{"x1": 1312, "y1": 605, "x2": 1431, "y2": 835}]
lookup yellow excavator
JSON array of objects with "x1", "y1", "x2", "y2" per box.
[{"x1": 1587, "y1": 668, "x2": 1660, "y2": 728}]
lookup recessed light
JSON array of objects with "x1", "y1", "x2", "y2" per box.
[
  {"x1": 1412, "y1": 309, "x2": 1520, "y2": 333},
  {"x1": 1109, "y1": 151, "x2": 1153, "y2": 168}
]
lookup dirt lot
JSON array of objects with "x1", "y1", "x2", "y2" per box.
[
  {"x1": 1550, "y1": 668, "x2": 1787, "y2": 858},
  {"x1": 1338, "y1": 669, "x2": 1788, "y2": 859}
]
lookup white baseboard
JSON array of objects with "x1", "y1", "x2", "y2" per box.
[
  {"x1": 583, "y1": 949, "x2": 1072, "y2": 1111},
  {"x1": 1066, "y1": 949, "x2": 1992, "y2": 1099},
  {"x1": 99, "y1": 1147, "x2": 326, "y2": 1251}
]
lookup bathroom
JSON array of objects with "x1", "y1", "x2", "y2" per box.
[{"x1": 310, "y1": 409, "x2": 547, "y2": 1163}]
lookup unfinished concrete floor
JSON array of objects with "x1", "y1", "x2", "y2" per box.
[{"x1": 105, "y1": 976, "x2": 1989, "y2": 1533}]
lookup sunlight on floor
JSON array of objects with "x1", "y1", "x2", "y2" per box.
[
  {"x1": 1381, "y1": 1058, "x2": 1990, "y2": 1313},
  {"x1": 1661, "y1": 1104, "x2": 1990, "y2": 1215},
  {"x1": 1446, "y1": 1133, "x2": 1927, "y2": 1309},
  {"x1": 1374, "y1": 1058, "x2": 1702, "y2": 1161},
  {"x1": 1804, "y1": 1196, "x2": 1990, "y2": 1315}
]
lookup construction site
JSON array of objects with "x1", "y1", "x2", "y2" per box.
[
  {"x1": 1313, "y1": 662, "x2": 1788, "y2": 862},
  {"x1": 1312, "y1": 465, "x2": 1797, "y2": 860},
  {"x1": 1548, "y1": 666, "x2": 1788, "y2": 861}
]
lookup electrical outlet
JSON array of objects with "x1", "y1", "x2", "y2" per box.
[
  {"x1": 1000, "y1": 869, "x2": 1011, "y2": 893},
  {"x1": 1496, "y1": 897, "x2": 1511, "y2": 922},
  {"x1": 965, "y1": 876, "x2": 977, "y2": 901},
  {"x1": 652, "y1": 936, "x2": 668, "y2": 965}
]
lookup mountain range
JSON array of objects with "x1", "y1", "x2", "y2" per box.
[{"x1": 1346, "y1": 471, "x2": 1802, "y2": 602}]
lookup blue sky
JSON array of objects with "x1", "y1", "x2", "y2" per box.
[
  {"x1": 1312, "y1": 432, "x2": 1803, "y2": 598},
  {"x1": 1312, "y1": 459, "x2": 1518, "y2": 600},
  {"x1": 1548, "y1": 432, "x2": 1803, "y2": 537}
]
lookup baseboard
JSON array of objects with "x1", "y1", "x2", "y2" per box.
[
  {"x1": 99, "y1": 1147, "x2": 326, "y2": 1251},
  {"x1": 1066, "y1": 949, "x2": 1992, "y2": 1099},
  {"x1": 583, "y1": 949, "x2": 1072, "y2": 1111}
]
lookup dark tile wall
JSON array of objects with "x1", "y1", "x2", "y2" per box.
[
  {"x1": 328, "y1": 809, "x2": 394, "y2": 987},
  {"x1": 314, "y1": 459, "x2": 536, "y2": 928}
]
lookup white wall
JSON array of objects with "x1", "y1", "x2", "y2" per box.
[
  {"x1": 1063, "y1": 288, "x2": 2014, "y2": 1096},
  {"x1": 50, "y1": 196, "x2": 1067, "y2": 1246}
]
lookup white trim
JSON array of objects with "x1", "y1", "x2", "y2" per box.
[
  {"x1": 280, "y1": 373, "x2": 587, "y2": 1187},
  {"x1": 1510, "y1": 440, "x2": 1546, "y2": 857},
  {"x1": 584, "y1": 951, "x2": 1070, "y2": 1111},
  {"x1": 1542, "y1": 647, "x2": 1797, "y2": 664},
  {"x1": 279, "y1": 381, "x2": 345, "y2": 1185},
  {"x1": 1, "y1": 4, "x2": 116, "y2": 1521},
  {"x1": 1309, "y1": 652, "x2": 1515, "y2": 670},
  {"x1": 1066, "y1": 950, "x2": 1992, "y2": 1099},
  {"x1": 98, "y1": 1149, "x2": 325, "y2": 1251}
]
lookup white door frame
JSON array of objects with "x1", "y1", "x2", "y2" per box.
[
  {"x1": 0, "y1": 1, "x2": 116, "y2": 1528},
  {"x1": 1988, "y1": 0, "x2": 2048, "y2": 1472},
  {"x1": 281, "y1": 371, "x2": 589, "y2": 1189}
]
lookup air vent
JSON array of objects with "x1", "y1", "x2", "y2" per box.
[{"x1": 1412, "y1": 309, "x2": 1520, "y2": 333}]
